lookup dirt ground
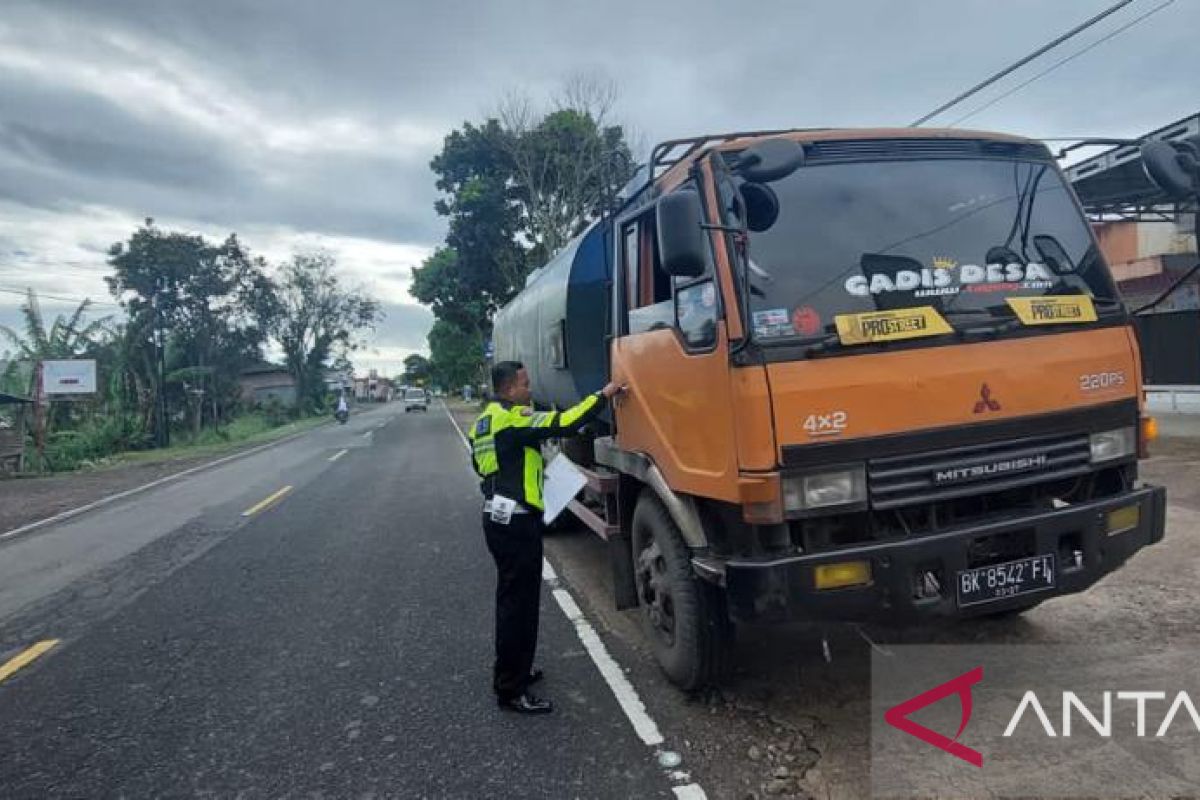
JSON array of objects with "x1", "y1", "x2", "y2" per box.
[{"x1": 449, "y1": 402, "x2": 1200, "y2": 799}]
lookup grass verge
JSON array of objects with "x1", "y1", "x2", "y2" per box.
[{"x1": 102, "y1": 414, "x2": 328, "y2": 469}]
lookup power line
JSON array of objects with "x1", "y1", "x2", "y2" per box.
[
  {"x1": 0, "y1": 286, "x2": 118, "y2": 307},
  {"x1": 947, "y1": 0, "x2": 1176, "y2": 127},
  {"x1": 909, "y1": 0, "x2": 1136, "y2": 126}
]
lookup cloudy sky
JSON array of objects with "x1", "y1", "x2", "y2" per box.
[{"x1": 1, "y1": 0, "x2": 1196, "y2": 375}]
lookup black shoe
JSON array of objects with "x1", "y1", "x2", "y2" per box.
[
  {"x1": 498, "y1": 692, "x2": 553, "y2": 714},
  {"x1": 525, "y1": 669, "x2": 544, "y2": 686}
]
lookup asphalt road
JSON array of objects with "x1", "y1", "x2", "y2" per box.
[{"x1": 0, "y1": 404, "x2": 677, "y2": 799}]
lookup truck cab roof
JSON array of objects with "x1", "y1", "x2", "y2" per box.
[{"x1": 649, "y1": 126, "x2": 1042, "y2": 196}]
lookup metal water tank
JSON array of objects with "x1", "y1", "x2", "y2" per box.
[{"x1": 493, "y1": 221, "x2": 612, "y2": 410}]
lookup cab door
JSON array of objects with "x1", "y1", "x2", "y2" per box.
[{"x1": 610, "y1": 170, "x2": 741, "y2": 503}]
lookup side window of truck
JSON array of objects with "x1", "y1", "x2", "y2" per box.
[
  {"x1": 675, "y1": 278, "x2": 718, "y2": 349},
  {"x1": 626, "y1": 214, "x2": 673, "y2": 334},
  {"x1": 673, "y1": 184, "x2": 718, "y2": 350},
  {"x1": 622, "y1": 223, "x2": 638, "y2": 311}
]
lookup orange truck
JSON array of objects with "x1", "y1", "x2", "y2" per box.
[{"x1": 493, "y1": 128, "x2": 1166, "y2": 690}]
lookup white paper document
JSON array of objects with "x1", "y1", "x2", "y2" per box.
[{"x1": 542, "y1": 453, "x2": 587, "y2": 525}]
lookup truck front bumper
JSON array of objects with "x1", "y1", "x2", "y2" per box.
[{"x1": 721, "y1": 485, "x2": 1166, "y2": 624}]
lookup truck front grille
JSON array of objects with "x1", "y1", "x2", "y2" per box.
[{"x1": 868, "y1": 432, "x2": 1092, "y2": 510}]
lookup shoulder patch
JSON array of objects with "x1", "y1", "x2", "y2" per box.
[
  {"x1": 474, "y1": 416, "x2": 491, "y2": 436},
  {"x1": 519, "y1": 407, "x2": 534, "y2": 417}
]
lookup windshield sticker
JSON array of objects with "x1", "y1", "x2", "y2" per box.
[
  {"x1": 791, "y1": 305, "x2": 822, "y2": 336},
  {"x1": 1005, "y1": 295, "x2": 1097, "y2": 325},
  {"x1": 845, "y1": 261, "x2": 1055, "y2": 299},
  {"x1": 752, "y1": 307, "x2": 794, "y2": 338},
  {"x1": 835, "y1": 306, "x2": 953, "y2": 345}
]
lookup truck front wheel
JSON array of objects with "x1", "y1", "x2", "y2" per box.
[{"x1": 632, "y1": 493, "x2": 732, "y2": 691}]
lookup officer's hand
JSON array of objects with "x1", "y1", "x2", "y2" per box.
[{"x1": 600, "y1": 382, "x2": 626, "y2": 399}]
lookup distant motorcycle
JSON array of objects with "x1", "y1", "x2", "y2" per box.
[{"x1": 335, "y1": 408, "x2": 349, "y2": 424}]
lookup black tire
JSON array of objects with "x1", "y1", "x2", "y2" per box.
[{"x1": 632, "y1": 493, "x2": 733, "y2": 691}]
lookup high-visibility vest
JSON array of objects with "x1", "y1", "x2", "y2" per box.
[{"x1": 468, "y1": 394, "x2": 599, "y2": 511}]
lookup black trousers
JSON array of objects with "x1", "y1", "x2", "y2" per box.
[{"x1": 482, "y1": 511, "x2": 544, "y2": 700}]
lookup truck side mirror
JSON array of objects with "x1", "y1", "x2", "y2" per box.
[
  {"x1": 740, "y1": 182, "x2": 780, "y2": 232},
  {"x1": 735, "y1": 138, "x2": 805, "y2": 183},
  {"x1": 656, "y1": 190, "x2": 707, "y2": 278}
]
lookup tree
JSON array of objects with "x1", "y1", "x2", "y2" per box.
[
  {"x1": 414, "y1": 76, "x2": 637, "y2": 351},
  {"x1": 89, "y1": 315, "x2": 158, "y2": 444},
  {"x1": 408, "y1": 245, "x2": 504, "y2": 356},
  {"x1": 273, "y1": 251, "x2": 380, "y2": 410},
  {"x1": 498, "y1": 73, "x2": 636, "y2": 262},
  {"x1": 0, "y1": 288, "x2": 109, "y2": 393},
  {"x1": 106, "y1": 220, "x2": 276, "y2": 437},
  {"x1": 0, "y1": 289, "x2": 109, "y2": 368},
  {"x1": 418, "y1": 118, "x2": 528, "y2": 338},
  {"x1": 0, "y1": 288, "x2": 111, "y2": 434},
  {"x1": 427, "y1": 319, "x2": 483, "y2": 391},
  {"x1": 402, "y1": 354, "x2": 432, "y2": 386}
]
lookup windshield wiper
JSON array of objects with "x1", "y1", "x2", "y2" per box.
[{"x1": 802, "y1": 332, "x2": 845, "y2": 357}]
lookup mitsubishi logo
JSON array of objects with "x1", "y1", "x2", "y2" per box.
[{"x1": 973, "y1": 383, "x2": 1001, "y2": 414}]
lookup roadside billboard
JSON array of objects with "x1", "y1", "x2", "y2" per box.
[{"x1": 42, "y1": 359, "x2": 97, "y2": 395}]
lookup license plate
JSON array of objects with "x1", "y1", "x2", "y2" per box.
[{"x1": 957, "y1": 554, "x2": 1056, "y2": 607}]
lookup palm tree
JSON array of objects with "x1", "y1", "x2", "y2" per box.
[
  {"x1": 0, "y1": 289, "x2": 110, "y2": 389},
  {"x1": 0, "y1": 289, "x2": 111, "y2": 437}
]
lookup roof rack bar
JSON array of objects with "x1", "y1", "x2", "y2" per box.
[{"x1": 647, "y1": 128, "x2": 822, "y2": 179}]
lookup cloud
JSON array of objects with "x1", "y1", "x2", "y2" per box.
[
  {"x1": 351, "y1": 310, "x2": 437, "y2": 375},
  {"x1": 1, "y1": 0, "x2": 1197, "y2": 378}
]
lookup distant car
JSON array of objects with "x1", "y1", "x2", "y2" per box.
[{"x1": 404, "y1": 389, "x2": 429, "y2": 413}]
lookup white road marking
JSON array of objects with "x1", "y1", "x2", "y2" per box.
[
  {"x1": 441, "y1": 399, "x2": 706, "y2": 798},
  {"x1": 442, "y1": 400, "x2": 470, "y2": 450},
  {"x1": 328, "y1": 449, "x2": 349, "y2": 463},
  {"x1": 549, "y1": 587, "x2": 662, "y2": 745},
  {"x1": 0, "y1": 426, "x2": 322, "y2": 542}
]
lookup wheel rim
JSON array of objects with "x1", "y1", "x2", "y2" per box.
[{"x1": 636, "y1": 538, "x2": 676, "y2": 647}]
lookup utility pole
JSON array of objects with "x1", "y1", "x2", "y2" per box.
[
  {"x1": 33, "y1": 360, "x2": 46, "y2": 469},
  {"x1": 153, "y1": 294, "x2": 169, "y2": 448}
]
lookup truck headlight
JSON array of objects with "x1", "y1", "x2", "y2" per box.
[
  {"x1": 1089, "y1": 427, "x2": 1136, "y2": 464},
  {"x1": 782, "y1": 466, "x2": 867, "y2": 512}
]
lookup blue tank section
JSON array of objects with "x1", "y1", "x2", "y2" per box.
[{"x1": 493, "y1": 221, "x2": 613, "y2": 410}]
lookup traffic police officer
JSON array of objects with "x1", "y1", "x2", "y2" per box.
[{"x1": 469, "y1": 360, "x2": 622, "y2": 714}]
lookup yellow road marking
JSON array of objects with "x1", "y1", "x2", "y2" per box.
[
  {"x1": 241, "y1": 485, "x2": 293, "y2": 517},
  {"x1": 328, "y1": 448, "x2": 349, "y2": 463},
  {"x1": 0, "y1": 640, "x2": 59, "y2": 684}
]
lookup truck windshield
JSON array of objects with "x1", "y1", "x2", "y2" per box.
[{"x1": 742, "y1": 157, "x2": 1119, "y2": 345}]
